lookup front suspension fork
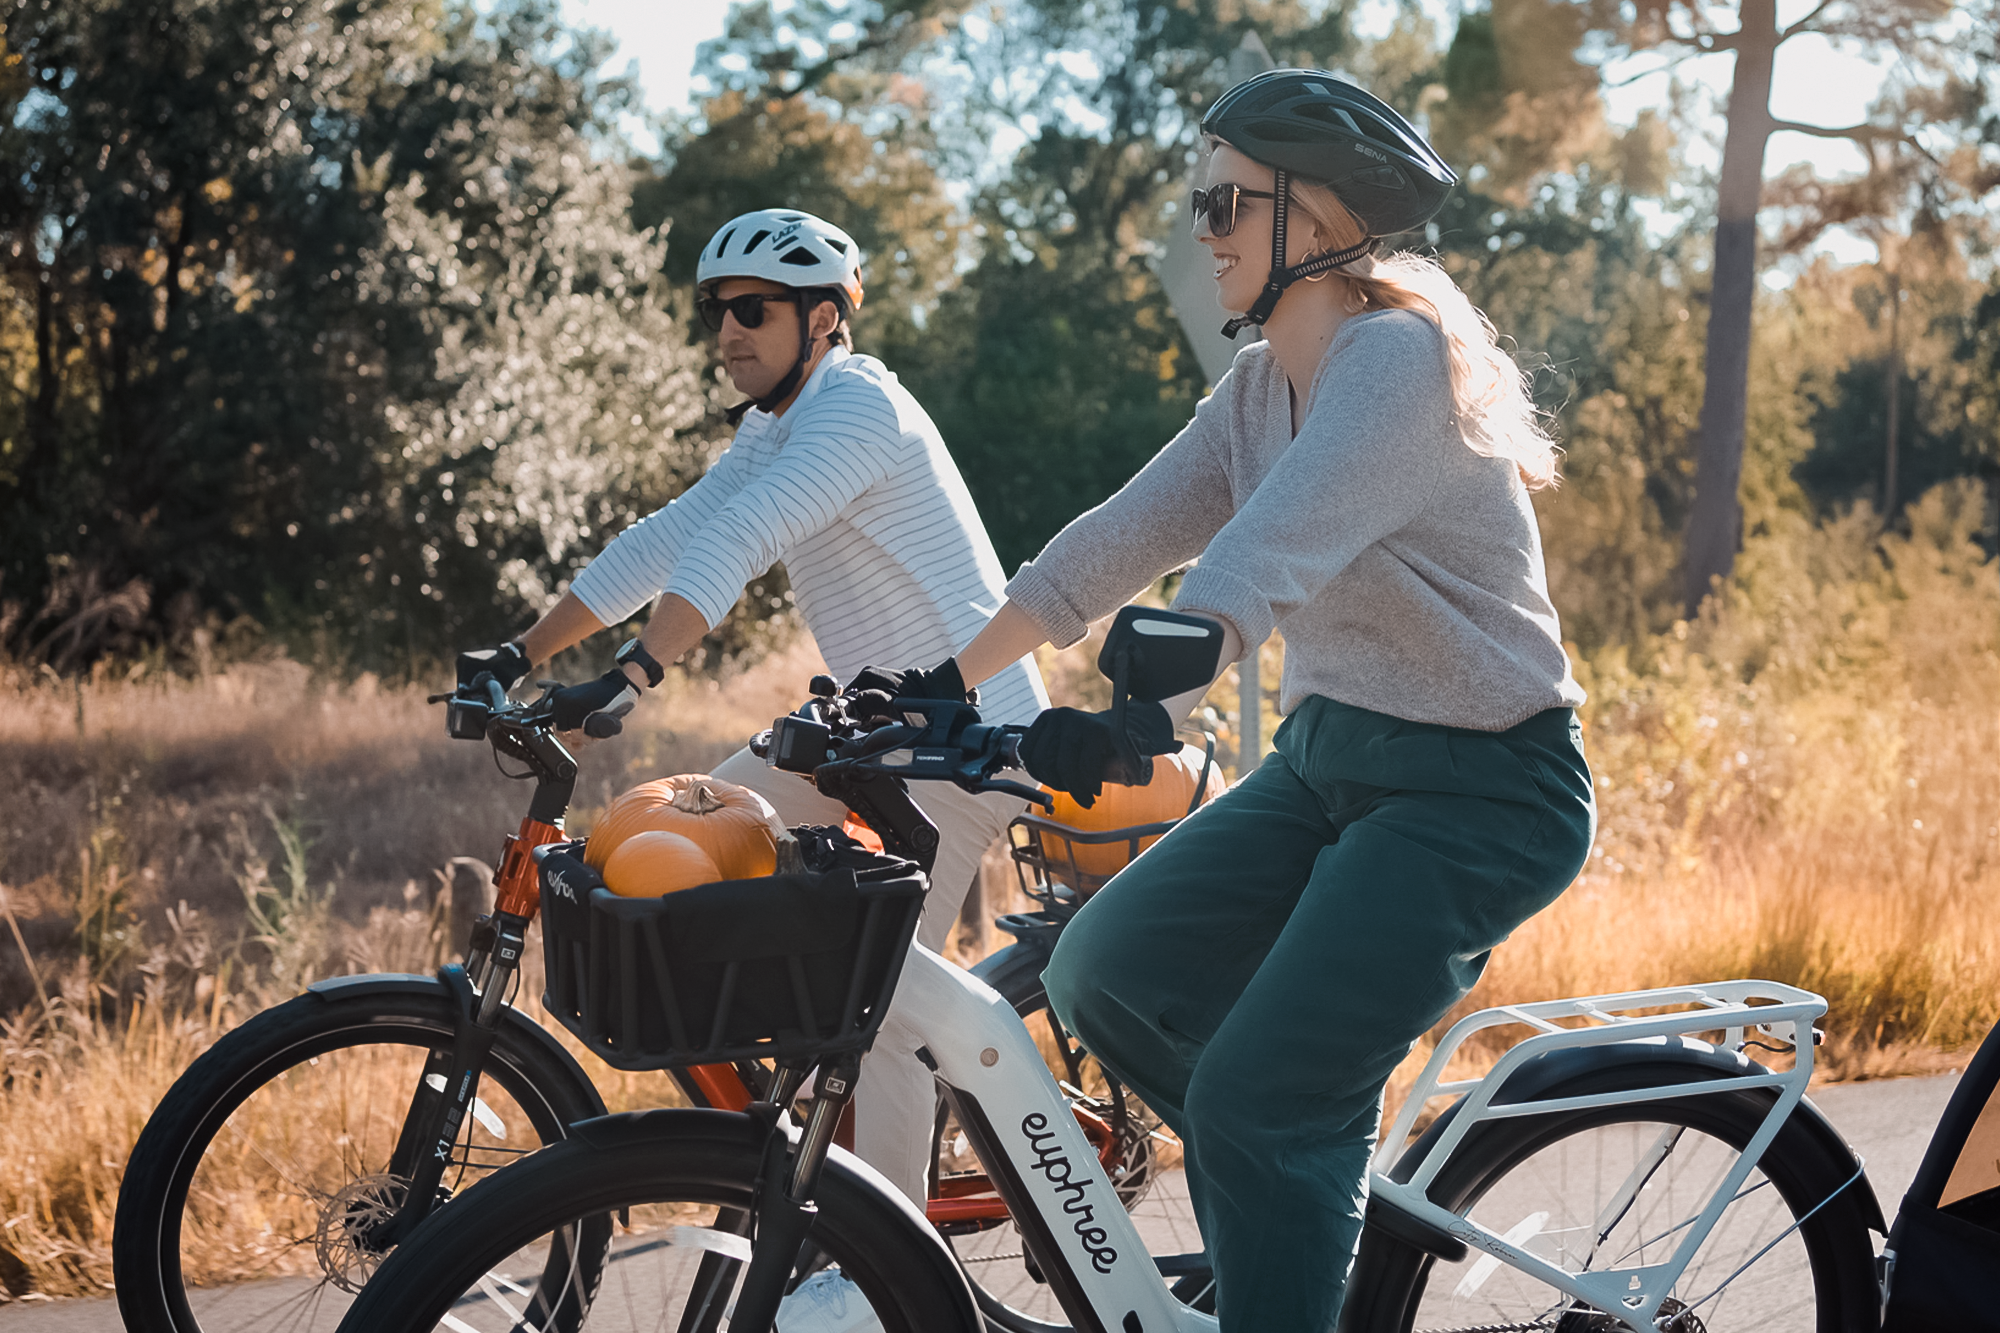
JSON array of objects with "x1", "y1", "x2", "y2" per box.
[{"x1": 376, "y1": 959, "x2": 519, "y2": 1245}]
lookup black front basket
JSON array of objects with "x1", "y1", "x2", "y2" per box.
[{"x1": 536, "y1": 832, "x2": 927, "y2": 1071}]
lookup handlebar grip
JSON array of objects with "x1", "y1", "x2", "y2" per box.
[{"x1": 583, "y1": 713, "x2": 624, "y2": 740}]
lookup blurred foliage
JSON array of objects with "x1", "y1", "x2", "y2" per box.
[{"x1": 0, "y1": 0, "x2": 718, "y2": 674}]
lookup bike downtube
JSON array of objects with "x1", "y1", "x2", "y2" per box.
[{"x1": 686, "y1": 1063, "x2": 754, "y2": 1111}]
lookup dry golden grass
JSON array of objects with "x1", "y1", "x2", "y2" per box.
[
  {"x1": 0, "y1": 483, "x2": 1993, "y2": 1300},
  {"x1": 1384, "y1": 482, "x2": 2000, "y2": 1118}
]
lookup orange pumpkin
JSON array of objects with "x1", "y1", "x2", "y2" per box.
[
  {"x1": 601, "y1": 830, "x2": 722, "y2": 898},
  {"x1": 585, "y1": 774, "x2": 785, "y2": 880},
  {"x1": 1040, "y1": 743, "x2": 1225, "y2": 887}
]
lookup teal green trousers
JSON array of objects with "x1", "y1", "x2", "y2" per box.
[{"x1": 1042, "y1": 695, "x2": 1595, "y2": 1332}]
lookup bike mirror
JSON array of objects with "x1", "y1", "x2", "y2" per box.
[{"x1": 1097, "y1": 606, "x2": 1225, "y2": 703}]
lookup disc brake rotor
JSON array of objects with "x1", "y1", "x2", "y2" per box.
[{"x1": 314, "y1": 1172, "x2": 410, "y2": 1292}]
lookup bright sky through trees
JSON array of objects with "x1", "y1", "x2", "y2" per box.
[{"x1": 563, "y1": 0, "x2": 1893, "y2": 264}]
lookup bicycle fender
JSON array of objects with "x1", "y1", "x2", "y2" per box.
[
  {"x1": 567, "y1": 1107, "x2": 981, "y2": 1329},
  {"x1": 1391, "y1": 1036, "x2": 1886, "y2": 1235},
  {"x1": 969, "y1": 938, "x2": 1056, "y2": 1013},
  {"x1": 305, "y1": 970, "x2": 609, "y2": 1120}
]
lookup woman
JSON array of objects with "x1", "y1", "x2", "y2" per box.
[{"x1": 948, "y1": 71, "x2": 1596, "y2": 1330}]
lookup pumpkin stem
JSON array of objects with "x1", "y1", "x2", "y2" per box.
[
  {"x1": 670, "y1": 782, "x2": 730, "y2": 816},
  {"x1": 774, "y1": 830, "x2": 805, "y2": 875}
]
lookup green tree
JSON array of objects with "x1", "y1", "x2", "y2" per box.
[
  {"x1": 1579, "y1": 0, "x2": 1991, "y2": 610},
  {"x1": 0, "y1": 0, "x2": 712, "y2": 671},
  {"x1": 679, "y1": 1, "x2": 1356, "y2": 568}
]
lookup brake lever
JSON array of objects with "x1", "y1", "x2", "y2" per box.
[{"x1": 978, "y1": 776, "x2": 1055, "y2": 810}]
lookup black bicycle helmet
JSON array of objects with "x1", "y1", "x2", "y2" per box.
[{"x1": 1200, "y1": 70, "x2": 1457, "y2": 337}]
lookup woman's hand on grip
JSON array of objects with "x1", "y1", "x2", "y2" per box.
[{"x1": 1018, "y1": 701, "x2": 1177, "y2": 808}]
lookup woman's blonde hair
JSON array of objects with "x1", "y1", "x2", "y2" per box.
[{"x1": 1285, "y1": 176, "x2": 1559, "y2": 490}]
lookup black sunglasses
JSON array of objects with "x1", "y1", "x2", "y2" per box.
[
  {"x1": 697, "y1": 292, "x2": 796, "y2": 332},
  {"x1": 1190, "y1": 183, "x2": 1278, "y2": 239}
]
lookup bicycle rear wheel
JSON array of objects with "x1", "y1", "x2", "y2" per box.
[
  {"x1": 336, "y1": 1107, "x2": 979, "y2": 1333},
  {"x1": 1342, "y1": 1085, "x2": 1880, "y2": 1333},
  {"x1": 114, "y1": 981, "x2": 604, "y2": 1333}
]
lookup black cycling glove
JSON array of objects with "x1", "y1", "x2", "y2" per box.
[
  {"x1": 846, "y1": 658, "x2": 975, "y2": 720},
  {"x1": 1018, "y1": 701, "x2": 1178, "y2": 808},
  {"x1": 456, "y1": 641, "x2": 531, "y2": 693},
  {"x1": 548, "y1": 669, "x2": 643, "y2": 738}
]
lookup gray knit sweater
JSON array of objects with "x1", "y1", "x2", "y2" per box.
[{"x1": 1004, "y1": 309, "x2": 1584, "y2": 732}]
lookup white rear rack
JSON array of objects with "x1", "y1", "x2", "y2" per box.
[{"x1": 1366, "y1": 979, "x2": 1827, "y2": 1331}]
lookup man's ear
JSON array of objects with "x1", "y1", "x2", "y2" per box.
[{"x1": 808, "y1": 298, "x2": 841, "y2": 342}]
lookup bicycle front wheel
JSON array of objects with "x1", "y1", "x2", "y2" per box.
[
  {"x1": 114, "y1": 980, "x2": 604, "y2": 1333},
  {"x1": 335, "y1": 1107, "x2": 979, "y2": 1333},
  {"x1": 1342, "y1": 1084, "x2": 1880, "y2": 1333}
]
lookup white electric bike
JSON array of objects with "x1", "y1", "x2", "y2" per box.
[{"x1": 332, "y1": 608, "x2": 1881, "y2": 1333}]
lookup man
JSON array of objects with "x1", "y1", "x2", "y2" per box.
[{"x1": 458, "y1": 209, "x2": 1045, "y2": 1243}]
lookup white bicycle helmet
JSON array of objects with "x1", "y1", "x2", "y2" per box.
[{"x1": 696, "y1": 209, "x2": 865, "y2": 315}]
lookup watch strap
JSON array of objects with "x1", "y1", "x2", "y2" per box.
[{"x1": 614, "y1": 637, "x2": 666, "y2": 689}]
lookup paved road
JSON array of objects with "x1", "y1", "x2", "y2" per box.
[{"x1": 0, "y1": 1072, "x2": 1964, "y2": 1330}]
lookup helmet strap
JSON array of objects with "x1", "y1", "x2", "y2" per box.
[
  {"x1": 725, "y1": 292, "x2": 819, "y2": 426},
  {"x1": 1220, "y1": 168, "x2": 1374, "y2": 340}
]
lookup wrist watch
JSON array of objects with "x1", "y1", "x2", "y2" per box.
[{"x1": 614, "y1": 637, "x2": 666, "y2": 689}]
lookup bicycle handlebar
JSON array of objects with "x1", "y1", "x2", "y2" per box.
[
  {"x1": 429, "y1": 675, "x2": 578, "y2": 794},
  {"x1": 752, "y1": 688, "x2": 1050, "y2": 811}
]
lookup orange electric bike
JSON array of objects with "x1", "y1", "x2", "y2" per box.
[{"x1": 111, "y1": 673, "x2": 1212, "y2": 1333}]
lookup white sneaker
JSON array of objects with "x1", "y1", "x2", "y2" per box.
[{"x1": 774, "y1": 1266, "x2": 886, "y2": 1333}]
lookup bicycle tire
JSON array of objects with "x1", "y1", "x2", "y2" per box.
[
  {"x1": 1341, "y1": 1078, "x2": 1880, "y2": 1333},
  {"x1": 114, "y1": 981, "x2": 604, "y2": 1333},
  {"x1": 334, "y1": 1107, "x2": 980, "y2": 1333},
  {"x1": 934, "y1": 960, "x2": 1210, "y2": 1333}
]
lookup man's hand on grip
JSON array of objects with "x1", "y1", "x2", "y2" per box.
[
  {"x1": 548, "y1": 670, "x2": 642, "y2": 738},
  {"x1": 456, "y1": 641, "x2": 530, "y2": 693}
]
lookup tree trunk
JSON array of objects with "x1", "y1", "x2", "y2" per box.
[{"x1": 1683, "y1": 0, "x2": 1779, "y2": 616}]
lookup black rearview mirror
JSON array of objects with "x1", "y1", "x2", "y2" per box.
[{"x1": 1098, "y1": 606, "x2": 1225, "y2": 704}]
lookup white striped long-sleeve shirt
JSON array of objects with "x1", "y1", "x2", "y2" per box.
[{"x1": 570, "y1": 347, "x2": 1048, "y2": 727}]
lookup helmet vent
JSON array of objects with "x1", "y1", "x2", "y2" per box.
[
  {"x1": 778, "y1": 246, "x2": 819, "y2": 266},
  {"x1": 1255, "y1": 120, "x2": 1323, "y2": 143},
  {"x1": 824, "y1": 237, "x2": 848, "y2": 254},
  {"x1": 714, "y1": 226, "x2": 736, "y2": 255},
  {"x1": 744, "y1": 229, "x2": 773, "y2": 253}
]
